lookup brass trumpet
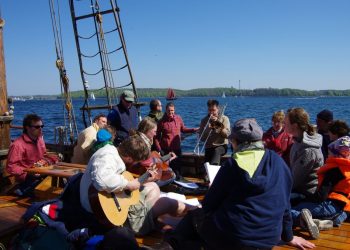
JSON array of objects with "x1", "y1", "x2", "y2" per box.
[
  {"x1": 193, "y1": 103, "x2": 227, "y2": 155},
  {"x1": 209, "y1": 118, "x2": 224, "y2": 130}
]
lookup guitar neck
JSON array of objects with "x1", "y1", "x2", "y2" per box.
[
  {"x1": 160, "y1": 153, "x2": 172, "y2": 162},
  {"x1": 138, "y1": 171, "x2": 151, "y2": 184}
]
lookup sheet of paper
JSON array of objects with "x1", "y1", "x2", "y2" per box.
[
  {"x1": 160, "y1": 192, "x2": 200, "y2": 207},
  {"x1": 204, "y1": 162, "x2": 221, "y2": 184},
  {"x1": 183, "y1": 198, "x2": 200, "y2": 207},
  {"x1": 160, "y1": 192, "x2": 186, "y2": 201}
]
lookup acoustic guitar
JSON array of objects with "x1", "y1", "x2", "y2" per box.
[
  {"x1": 88, "y1": 170, "x2": 150, "y2": 228},
  {"x1": 151, "y1": 151, "x2": 175, "y2": 181},
  {"x1": 127, "y1": 151, "x2": 175, "y2": 182}
]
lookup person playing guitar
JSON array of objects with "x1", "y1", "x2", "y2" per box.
[
  {"x1": 80, "y1": 136, "x2": 194, "y2": 238},
  {"x1": 129, "y1": 118, "x2": 177, "y2": 187}
]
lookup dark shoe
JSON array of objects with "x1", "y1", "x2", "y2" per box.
[{"x1": 301, "y1": 209, "x2": 319, "y2": 239}]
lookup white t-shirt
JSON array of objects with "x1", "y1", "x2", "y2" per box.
[{"x1": 80, "y1": 144, "x2": 129, "y2": 212}]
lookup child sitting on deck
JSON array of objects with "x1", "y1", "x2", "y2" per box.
[{"x1": 291, "y1": 136, "x2": 350, "y2": 239}]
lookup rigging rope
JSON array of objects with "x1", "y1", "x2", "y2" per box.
[
  {"x1": 80, "y1": 46, "x2": 122, "y2": 58},
  {"x1": 49, "y1": 0, "x2": 78, "y2": 145},
  {"x1": 68, "y1": 0, "x2": 141, "y2": 123}
]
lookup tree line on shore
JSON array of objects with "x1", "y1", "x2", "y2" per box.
[
  {"x1": 13, "y1": 87, "x2": 350, "y2": 100},
  {"x1": 66, "y1": 87, "x2": 350, "y2": 98}
]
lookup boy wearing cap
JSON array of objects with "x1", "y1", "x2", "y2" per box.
[
  {"x1": 316, "y1": 109, "x2": 333, "y2": 160},
  {"x1": 165, "y1": 118, "x2": 314, "y2": 249},
  {"x1": 291, "y1": 136, "x2": 350, "y2": 238},
  {"x1": 108, "y1": 90, "x2": 139, "y2": 146}
]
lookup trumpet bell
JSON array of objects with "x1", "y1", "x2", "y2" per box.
[{"x1": 210, "y1": 120, "x2": 224, "y2": 130}]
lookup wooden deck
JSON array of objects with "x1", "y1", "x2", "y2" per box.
[
  {"x1": 0, "y1": 196, "x2": 31, "y2": 247},
  {"x1": 1, "y1": 194, "x2": 350, "y2": 249},
  {"x1": 135, "y1": 222, "x2": 350, "y2": 249},
  {"x1": 273, "y1": 223, "x2": 350, "y2": 250},
  {"x1": 1, "y1": 169, "x2": 350, "y2": 249}
]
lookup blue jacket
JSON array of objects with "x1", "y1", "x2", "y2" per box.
[
  {"x1": 202, "y1": 150, "x2": 293, "y2": 248},
  {"x1": 107, "y1": 103, "x2": 138, "y2": 145}
]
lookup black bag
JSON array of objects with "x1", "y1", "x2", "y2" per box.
[{"x1": 9, "y1": 223, "x2": 75, "y2": 250}]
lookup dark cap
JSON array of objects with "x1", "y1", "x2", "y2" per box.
[
  {"x1": 317, "y1": 109, "x2": 333, "y2": 122},
  {"x1": 229, "y1": 118, "x2": 263, "y2": 142},
  {"x1": 121, "y1": 90, "x2": 135, "y2": 102}
]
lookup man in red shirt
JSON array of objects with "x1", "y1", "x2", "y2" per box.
[
  {"x1": 154, "y1": 102, "x2": 198, "y2": 156},
  {"x1": 7, "y1": 114, "x2": 56, "y2": 196},
  {"x1": 154, "y1": 102, "x2": 198, "y2": 180}
]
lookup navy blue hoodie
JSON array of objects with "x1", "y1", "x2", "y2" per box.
[
  {"x1": 107, "y1": 103, "x2": 138, "y2": 145},
  {"x1": 202, "y1": 150, "x2": 293, "y2": 248}
]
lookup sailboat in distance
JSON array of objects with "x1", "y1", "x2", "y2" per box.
[
  {"x1": 222, "y1": 91, "x2": 226, "y2": 98},
  {"x1": 166, "y1": 88, "x2": 177, "y2": 100},
  {"x1": 90, "y1": 92, "x2": 96, "y2": 101}
]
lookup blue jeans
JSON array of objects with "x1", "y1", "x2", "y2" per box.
[{"x1": 291, "y1": 200, "x2": 347, "y2": 226}]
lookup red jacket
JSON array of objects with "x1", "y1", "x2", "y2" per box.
[
  {"x1": 318, "y1": 157, "x2": 350, "y2": 212},
  {"x1": 6, "y1": 133, "x2": 46, "y2": 182},
  {"x1": 263, "y1": 127, "x2": 293, "y2": 166},
  {"x1": 154, "y1": 114, "x2": 196, "y2": 154}
]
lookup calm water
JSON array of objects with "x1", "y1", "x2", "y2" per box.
[{"x1": 10, "y1": 96, "x2": 350, "y2": 153}]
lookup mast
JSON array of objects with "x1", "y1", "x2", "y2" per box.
[{"x1": 0, "y1": 17, "x2": 12, "y2": 161}]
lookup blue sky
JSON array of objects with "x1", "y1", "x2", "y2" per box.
[{"x1": 1, "y1": 0, "x2": 350, "y2": 95}]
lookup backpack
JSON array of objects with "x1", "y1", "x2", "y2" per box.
[{"x1": 9, "y1": 223, "x2": 75, "y2": 250}]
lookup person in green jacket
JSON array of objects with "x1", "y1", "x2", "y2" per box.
[{"x1": 146, "y1": 99, "x2": 163, "y2": 123}]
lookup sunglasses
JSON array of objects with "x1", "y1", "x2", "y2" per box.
[{"x1": 30, "y1": 125, "x2": 44, "y2": 129}]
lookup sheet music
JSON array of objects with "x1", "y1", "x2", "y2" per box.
[
  {"x1": 160, "y1": 192, "x2": 200, "y2": 207},
  {"x1": 204, "y1": 162, "x2": 221, "y2": 184}
]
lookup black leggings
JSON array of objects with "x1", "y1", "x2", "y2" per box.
[
  {"x1": 166, "y1": 208, "x2": 272, "y2": 250},
  {"x1": 204, "y1": 145, "x2": 227, "y2": 165}
]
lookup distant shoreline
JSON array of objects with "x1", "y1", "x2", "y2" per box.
[{"x1": 9, "y1": 87, "x2": 350, "y2": 99}]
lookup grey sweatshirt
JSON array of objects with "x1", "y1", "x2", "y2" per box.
[{"x1": 289, "y1": 131, "x2": 324, "y2": 199}]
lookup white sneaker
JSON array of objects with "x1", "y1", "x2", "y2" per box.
[
  {"x1": 301, "y1": 209, "x2": 320, "y2": 239},
  {"x1": 314, "y1": 219, "x2": 333, "y2": 230}
]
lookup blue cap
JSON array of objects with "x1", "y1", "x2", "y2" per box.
[{"x1": 96, "y1": 129, "x2": 112, "y2": 143}]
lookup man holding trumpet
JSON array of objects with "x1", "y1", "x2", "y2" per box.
[{"x1": 198, "y1": 99, "x2": 231, "y2": 165}]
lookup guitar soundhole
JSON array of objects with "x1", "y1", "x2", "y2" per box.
[{"x1": 124, "y1": 190, "x2": 131, "y2": 196}]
